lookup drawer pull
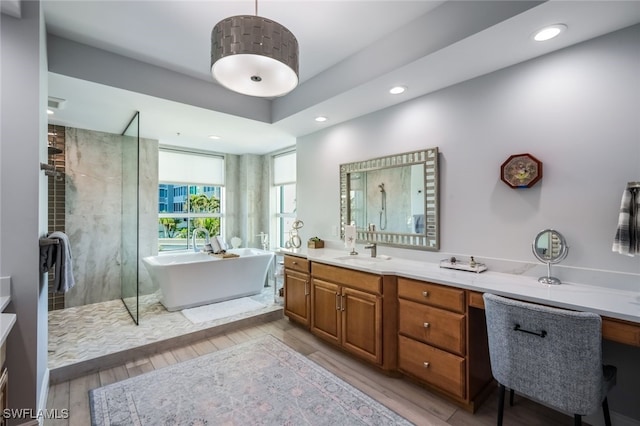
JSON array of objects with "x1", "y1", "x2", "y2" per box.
[
  {"x1": 423, "y1": 322, "x2": 430, "y2": 328},
  {"x1": 292, "y1": 261, "x2": 298, "y2": 265},
  {"x1": 422, "y1": 291, "x2": 429, "y2": 297},
  {"x1": 423, "y1": 362, "x2": 430, "y2": 368}
]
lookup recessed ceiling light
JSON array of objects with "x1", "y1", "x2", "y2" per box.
[
  {"x1": 47, "y1": 109, "x2": 54, "y2": 115},
  {"x1": 208, "y1": 135, "x2": 221, "y2": 140},
  {"x1": 533, "y1": 24, "x2": 567, "y2": 42},
  {"x1": 315, "y1": 116, "x2": 328, "y2": 122},
  {"x1": 389, "y1": 86, "x2": 406, "y2": 95}
]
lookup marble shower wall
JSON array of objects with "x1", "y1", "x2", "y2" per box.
[
  {"x1": 218, "y1": 153, "x2": 269, "y2": 250},
  {"x1": 64, "y1": 127, "x2": 158, "y2": 308}
]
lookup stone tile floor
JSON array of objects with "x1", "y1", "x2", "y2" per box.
[{"x1": 48, "y1": 285, "x2": 283, "y2": 370}]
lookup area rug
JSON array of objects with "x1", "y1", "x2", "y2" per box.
[
  {"x1": 181, "y1": 297, "x2": 266, "y2": 324},
  {"x1": 89, "y1": 334, "x2": 411, "y2": 425}
]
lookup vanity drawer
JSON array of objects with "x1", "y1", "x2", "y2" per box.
[
  {"x1": 398, "y1": 299, "x2": 466, "y2": 356},
  {"x1": 284, "y1": 255, "x2": 310, "y2": 274},
  {"x1": 398, "y1": 278, "x2": 465, "y2": 313},
  {"x1": 398, "y1": 335, "x2": 466, "y2": 399},
  {"x1": 312, "y1": 262, "x2": 381, "y2": 295}
]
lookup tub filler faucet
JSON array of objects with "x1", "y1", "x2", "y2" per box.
[{"x1": 192, "y1": 227, "x2": 210, "y2": 252}]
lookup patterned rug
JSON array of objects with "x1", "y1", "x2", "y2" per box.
[{"x1": 89, "y1": 334, "x2": 412, "y2": 425}]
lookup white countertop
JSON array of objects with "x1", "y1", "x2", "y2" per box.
[
  {"x1": 276, "y1": 247, "x2": 640, "y2": 324},
  {"x1": 1, "y1": 314, "x2": 16, "y2": 347},
  {"x1": 0, "y1": 296, "x2": 9, "y2": 312},
  {"x1": 1, "y1": 276, "x2": 15, "y2": 346}
]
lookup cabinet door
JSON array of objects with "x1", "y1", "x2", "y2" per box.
[
  {"x1": 284, "y1": 269, "x2": 310, "y2": 326},
  {"x1": 310, "y1": 279, "x2": 341, "y2": 345},
  {"x1": 342, "y1": 287, "x2": 382, "y2": 365},
  {"x1": 0, "y1": 368, "x2": 7, "y2": 425}
]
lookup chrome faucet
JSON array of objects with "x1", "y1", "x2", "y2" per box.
[
  {"x1": 364, "y1": 243, "x2": 377, "y2": 258},
  {"x1": 192, "y1": 227, "x2": 210, "y2": 252}
]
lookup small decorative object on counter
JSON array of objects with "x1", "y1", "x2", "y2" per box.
[
  {"x1": 307, "y1": 237, "x2": 325, "y2": 249},
  {"x1": 440, "y1": 256, "x2": 487, "y2": 273}
]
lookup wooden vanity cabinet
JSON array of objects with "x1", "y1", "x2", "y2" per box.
[
  {"x1": 1, "y1": 341, "x2": 7, "y2": 426},
  {"x1": 397, "y1": 277, "x2": 492, "y2": 410},
  {"x1": 310, "y1": 262, "x2": 395, "y2": 368},
  {"x1": 283, "y1": 255, "x2": 311, "y2": 327}
]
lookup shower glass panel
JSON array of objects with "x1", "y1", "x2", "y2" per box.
[{"x1": 121, "y1": 112, "x2": 140, "y2": 324}]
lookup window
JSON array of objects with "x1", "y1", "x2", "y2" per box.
[
  {"x1": 158, "y1": 150, "x2": 225, "y2": 252},
  {"x1": 273, "y1": 150, "x2": 296, "y2": 248}
]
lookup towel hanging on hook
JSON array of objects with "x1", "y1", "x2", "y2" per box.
[{"x1": 612, "y1": 181, "x2": 640, "y2": 256}]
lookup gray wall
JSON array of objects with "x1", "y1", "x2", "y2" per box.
[
  {"x1": 1, "y1": 0, "x2": 49, "y2": 420},
  {"x1": 64, "y1": 128, "x2": 158, "y2": 307},
  {"x1": 297, "y1": 25, "x2": 640, "y2": 422}
]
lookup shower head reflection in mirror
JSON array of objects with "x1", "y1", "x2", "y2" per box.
[{"x1": 340, "y1": 148, "x2": 439, "y2": 251}]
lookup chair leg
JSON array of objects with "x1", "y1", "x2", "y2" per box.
[
  {"x1": 509, "y1": 388, "x2": 514, "y2": 406},
  {"x1": 497, "y1": 384, "x2": 506, "y2": 426},
  {"x1": 602, "y1": 397, "x2": 612, "y2": 426},
  {"x1": 574, "y1": 414, "x2": 582, "y2": 426}
]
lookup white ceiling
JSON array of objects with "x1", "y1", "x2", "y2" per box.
[{"x1": 42, "y1": 0, "x2": 640, "y2": 155}]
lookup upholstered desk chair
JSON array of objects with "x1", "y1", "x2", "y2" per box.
[{"x1": 483, "y1": 293, "x2": 617, "y2": 426}]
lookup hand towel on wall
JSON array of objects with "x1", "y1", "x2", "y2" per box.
[
  {"x1": 39, "y1": 242, "x2": 56, "y2": 274},
  {"x1": 612, "y1": 186, "x2": 639, "y2": 256},
  {"x1": 49, "y1": 231, "x2": 76, "y2": 292},
  {"x1": 344, "y1": 225, "x2": 356, "y2": 250}
]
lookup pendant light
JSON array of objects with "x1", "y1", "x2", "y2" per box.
[{"x1": 210, "y1": 0, "x2": 299, "y2": 98}]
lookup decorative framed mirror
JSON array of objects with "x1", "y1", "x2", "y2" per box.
[
  {"x1": 340, "y1": 148, "x2": 439, "y2": 251},
  {"x1": 532, "y1": 229, "x2": 568, "y2": 285}
]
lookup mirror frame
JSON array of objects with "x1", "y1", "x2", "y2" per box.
[
  {"x1": 532, "y1": 229, "x2": 568, "y2": 264},
  {"x1": 340, "y1": 148, "x2": 439, "y2": 251}
]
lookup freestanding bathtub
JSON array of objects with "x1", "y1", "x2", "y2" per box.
[{"x1": 142, "y1": 248, "x2": 274, "y2": 311}]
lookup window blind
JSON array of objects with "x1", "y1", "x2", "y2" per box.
[
  {"x1": 273, "y1": 151, "x2": 296, "y2": 185},
  {"x1": 159, "y1": 150, "x2": 224, "y2": 185}
]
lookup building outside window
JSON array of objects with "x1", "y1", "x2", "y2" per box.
[
  {"x1": 157, "y1": 149, "x2": 225, "y2": 252},
  {"x1": 273, "y1": 150, "x2": 296, "y2": 248}
]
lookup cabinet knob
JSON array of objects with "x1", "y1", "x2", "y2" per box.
[
  {"x1": 292, "y1": 261, "x2": 298, "y2": 265},
  {"x1": 423, "y1": 322, "x2": 430, "y2": 328},
  {"x1": 423, "y1": 362, "x2": 430, "y2": 368},
  {"x1": 422, "y1": 291, "x2": 429, "y2": 297}
]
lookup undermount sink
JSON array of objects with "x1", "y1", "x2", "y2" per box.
[{"x1": 334, "y1": 255, "x2": 392, "y2": 266}]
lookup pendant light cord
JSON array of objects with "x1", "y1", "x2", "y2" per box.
[{"x1": 255, "y1": 0, "x2": 258, "y2": 16}]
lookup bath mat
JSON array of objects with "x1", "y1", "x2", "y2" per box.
[
  {"x1": 89, "y1": 335, "x2": 411, "y2": 426},
  {"x1": 181, "y1": 297, "x2": 265, "y2": 324}
]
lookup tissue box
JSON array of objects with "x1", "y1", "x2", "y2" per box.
[{"x1": 307, "y1": 239, "x2": 324, "y2": 249}]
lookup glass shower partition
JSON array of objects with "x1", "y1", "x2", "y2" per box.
[{"x1": 121, "y1": 112, "x2": 140, "y2": 324}]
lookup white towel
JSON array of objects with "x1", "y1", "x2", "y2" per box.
[
  {"x1": 612, "y1": 187, "x2": 639, "y2": 256},
  {"x1": 344, "y1": 225, "x2": 356, "y2": 250}
]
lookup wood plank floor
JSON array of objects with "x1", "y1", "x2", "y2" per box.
[{"x1": 44, "y1": 318, "x2": 575, "y2": 426}]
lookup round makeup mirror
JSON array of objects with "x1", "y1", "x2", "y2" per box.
[{"x1": 532, "y1": 229, "x2": 568, "y2": 285}]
